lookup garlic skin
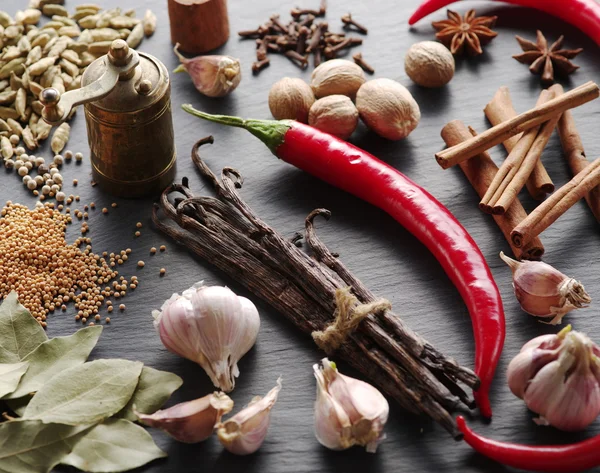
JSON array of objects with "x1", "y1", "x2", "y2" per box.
[
  {"x1": 173, "y1": 43, "x2": 241, "y2": 98},
  {"x1": 500, "y1": 252, "x2": 591, "y2": 325},
  {"x1": 216, "y1": 377, "x2": 282, "y2": 455},
  {"x1": 313, "y1": 358, "x2": 389, "y2": 452},
  {"x1": 507, "y1": 326, "x2": 600, "y2": 431},
  {"x1": 135, "y1": 392, "x2": 234, "y2": 443},
  {"x1": 153, "y1": 282, "x2": 260, "y2": 392}
]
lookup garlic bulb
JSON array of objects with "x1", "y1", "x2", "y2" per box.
[
  {"x1": 216, "y1": 377, "x2": 282, "y2": 455},
  {"x1": 313, "y1": 358, "x2": 389, "y2": 452},
  {"x1": 500, "y1": 252, "x2": 591, "y2": 325},
  {"x1": 507, "y1": 325, "x2": 600, "y2": 431},
  {"x1": 173, "y1": 43, "x2": 242, "y2": 98},
  {"x1": 153, "y1": 282, "x2": 260, "y2": 392},
  {"x1": 136, "y1": 392, "x2": 233, "y2": 443}
]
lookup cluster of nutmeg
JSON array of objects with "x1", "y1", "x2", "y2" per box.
[
  {"x1": 268, "y1": 58, "x2": 421, "y2": 141},
  {"x1": 148, "y1": 282, "x2": 390, "y2": 454}
]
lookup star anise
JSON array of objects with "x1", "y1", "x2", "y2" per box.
[
  {"x1": 432, "y1": 9, "x2": 498, "y2": 56},
  {"x1": 513, "y1": 30, "x2": 583, "y2": 84}
]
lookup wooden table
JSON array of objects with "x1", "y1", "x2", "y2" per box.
[{"x1": 4, "y1": 1, "x2": 600, "y2": 472}]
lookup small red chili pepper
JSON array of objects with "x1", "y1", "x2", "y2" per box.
[
  {"x1": 409, "y1": 0, "x2": 600, "y2": 47},
  {"x1": 457, "y1": 416, "x2": 600, "y2": 472},
  {"x1": 182, "y1": 105, "x2": 506, "y2": 417}
]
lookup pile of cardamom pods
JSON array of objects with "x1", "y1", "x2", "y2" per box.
[
  {"x1": 0, "y1": 1, "x2": 156, "y2": 158},
  {"x1": 0, "y1": 291, "x2": 180, "y2": 473}
]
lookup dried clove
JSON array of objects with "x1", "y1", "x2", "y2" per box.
[
  {"x1": 306, "y1": 22, "x2": 328, "y2": 53},
  {"x1": 353, "y1": 52, "x2": 374, "y2": 74},
  {"x1": 341, "y1": 13, "x2": 368, "y2": 34},
  {"x1": 252, "y1": 58, "x2": 270, "y2": 74},
  {"x1": 296, "y1": 26, "x2": 310, "y2": 54},
  {"x1": 285, "y1": 50, "x2": 308, "y2": 69}
]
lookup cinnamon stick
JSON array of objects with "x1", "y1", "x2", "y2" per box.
[
  {"x1": 557, "y1": 109, "x2": 600, "y2": 222},
  {"x1": 511, "y1": 158, "x2": 600, "y2": 248},
  {"x1": 441, "y1": 120, "x2": 544, "y2": 260},
  {"x1": 436, "y1": 81, "x2": 599, "y2": 169},
  {"x1": 479, "y1": 89, "x2": 554, "y2": 214},
  {"x1": 484, "y1": 86, "x2": 555, "y2": 200}
]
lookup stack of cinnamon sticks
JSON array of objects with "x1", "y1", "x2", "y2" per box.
[{"x1": 438, "y1": 81, "x2": 600, "y2": 259}]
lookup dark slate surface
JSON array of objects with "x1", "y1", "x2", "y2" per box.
[{"x1": 3, "y1": 0, "x2": 600, "y2": 472}]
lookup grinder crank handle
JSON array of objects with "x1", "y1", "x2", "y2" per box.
[{"x1": 40, "y1": 39, "x2": 140, "y2": 125}]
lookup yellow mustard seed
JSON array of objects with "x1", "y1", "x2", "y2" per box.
[
  {"x1": 111, "y1": 203, "x2": 117, "y2": 208},
  {"x1": 136, "y1": 222, "x2": 142, "y2": 228},
  {"x1": 107, "y1": 306, "x2": 113, "y2": 313},
  {"x1": 102, "y1": 208, "x2": 108, "y2": 214},
  {"x1": 159, "y1": 245, "x2": 166, "y2": 252},
  {"x1": 150, "y1": 247, "x2": 156, "y2": 254},
  {"x1": 137, "y1": 260, "x2": 145, "y2": 268},
  {"x1": 160, "y1": 268, "x2": 166, "y2": 276},
  {"x1": 135, "y1": 231, "x2": 141, "y2": 237},
  {"x1": 119, "y1": 304, "x2": 125, "y2": 311},
  {"x1": 105, "y1": 317, "x2": 110, "y2": 323}
]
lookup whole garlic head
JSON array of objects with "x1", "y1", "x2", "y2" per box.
[
  {"x1": 314, "y1": 358, "x2": 389, "y2": 453},
  {"x1": 355, "y1": 78, "x2": 421, "y2": 140},
  {"x1": 269, "y1": 77, "x2": 315, "y2": 123},
  {"x1": 405, "y1": 41, "x2": 455, "y2": 88},
  {"x1": 310, "y1": 59, "x2": 366, "y2": 99},
  {"x1": 507, "y1": 326, "x2": 600, "y2": 431},
  {"x1": 308, "y1": 95, "x2": 359, "y2": 140},
  {"x1": 153, "y1": 282, "x2": 260, "y2": 392}
]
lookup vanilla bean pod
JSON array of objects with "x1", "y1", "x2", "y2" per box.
[{"x1": 152, "y1": 138, "x2": 480, "y2": 438}]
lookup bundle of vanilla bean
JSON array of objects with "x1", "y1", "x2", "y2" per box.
[{"x1": 153, "y1": 138, "x2": 479, "y2": 438}]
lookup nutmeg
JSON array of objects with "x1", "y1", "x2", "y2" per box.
[
  {"x1": 404, "y1": 41, "x2": 454, "y2": 88},
  {"x1": 310, "y1": 59, "x2": 366, "y2": 99},
  {"x1": 355, "y1": 78, "x2": 421, "y2": 141},
  {"x1": 268, "y1": 77, "x2": 315, "y2": 123},
  {"x1": 308, "y1": 95, "x2": 359, "y2": 140}
]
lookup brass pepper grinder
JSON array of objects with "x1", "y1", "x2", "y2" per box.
[{"x1": 40, "y1": 39, "x2": 176, "y2": 197}]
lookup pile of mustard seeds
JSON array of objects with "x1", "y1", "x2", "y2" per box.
[{"x1": 0, "y1": 201, "x2": 137, "y2": 326}]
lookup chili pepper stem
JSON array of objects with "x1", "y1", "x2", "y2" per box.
[
  {"x1": 173, "y1": 65, "x2": 186, "y2": 73},
  {"x1": 182, "y1": 105, "x2": 292, "y2": 154}
]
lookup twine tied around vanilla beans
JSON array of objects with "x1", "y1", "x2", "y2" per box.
[{"x1": 312, "y1": 287, "x2": 392, "y2": 354}]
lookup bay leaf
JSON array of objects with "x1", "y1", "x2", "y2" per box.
[
  {"x1": 117, "y1": 366, "x2": 183, "y2": 421},
  {"x1": 0, "y1": 291, "x2": 47, "y2": 363},
  {"x1": 24, "y1": 359, "x2": 143, "y2": 425},
  {"x1": 6, "y1": 394, "x2": 32, "y2": 417},
  {"x1": 0, "y1": 419, "x2": 90, "y2": 473},
  {"x1": 5, "y1": 325, "x2": 103, "y2": 399},
  {"x1": 0, "y1": 361, "x2": 28, "y2": 398},
  {"x1": 62, "y1": 418, "x2": 167, "y2": 472}
]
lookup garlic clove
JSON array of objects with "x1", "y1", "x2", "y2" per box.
[
  {"x1": 153, "y1": 282, "x2": 260, "y2": 393},
  {"x1": 216, "y1": 377, "x2": 282, "y2": 455},
  {"x1": 507, "y1": 347, "x2": 557, "y2": 398},
  {"x1": 313, "y1": 359, "x2": 389, "y2": 453},
  {"x1": 500, "y1": 252, "x2": 591, "y2": 324},
  {"x1": 173, "y1": 43, "x2": 242, "y2": 98},
  {"x1": 136, "y1": 392, "x2": 233, "y2": 443}
]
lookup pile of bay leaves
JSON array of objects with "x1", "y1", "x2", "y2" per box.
[{"x1": 0, "y1": 291, "x2": 183, "y2": 473}]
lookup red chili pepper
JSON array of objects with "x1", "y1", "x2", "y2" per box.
[
  {"x1": 457, "y1": 416, "x2": 600, "y2": 472},
  {"x1": 408, "y1": 0, "x2": 600, "y2": 48},
  {"x1": 182, "y1": 105, "x2": 506, "y2": 417}
]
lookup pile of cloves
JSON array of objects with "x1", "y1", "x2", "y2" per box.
[{"x1": 238, "y1": 1, "x2": 371, "y2": 74}]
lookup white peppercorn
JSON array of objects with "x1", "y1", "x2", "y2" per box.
[
  {"x1": 75, "y1": 152, "x2": 83, "y2": 162},
  {"x1": 4, "y1": 159, "x2": 14, "y2": 169},
  {"x1": 27, "y1": 180, "x2": 37, "y2": 190},
  {"x1": 41, "y1": 185, "x2": 51, "y2": 195},
  {"x1": 14, "y1": 147, "x2": 25, "y2": 156},
  {"x1": 45, "y1": 179, "x2": 54, "y2": 186},
  {"x1": 56, "y1": 191, "x2": 66, "y2": 202},
  {"x1": 9, "y1": 135, "x2": 19, "y2": 146},
  {"x1": 38, "y1": 165, "x2": 49, "y2": 174},
  {"x1": 22, "y1": 175, "x2": 32, "y2": 184},
  {"x1": 54, "y1": 155, "x2": 64, "y2": 166},
  {"x1": 51, "y1": 184, "x2": 60, "y2": 193},
  {"x1": 35, "y1": 157, "x2": 45, "y2": 166},
  {"x1": 50, "y1": 168, "x2": 59, "y2": 176},
  {"x1": 34, "y1": 175, "x2": 44, "y2": 186},
  {"x1": 14, "y1": 160, "x2": 24, "y2": 169},
  {"x1": 53, "y1": 173, "x2": 63, "y2": 185},
  {"x1": 18, "y1": 166, "x2": 28, "y2": 177},
  {"x1": 24, "y1": 161, "x2": 33, "y2": 171},
  {"x1": 64, "y1": 150, "x2": 73, "y2": 160}
]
